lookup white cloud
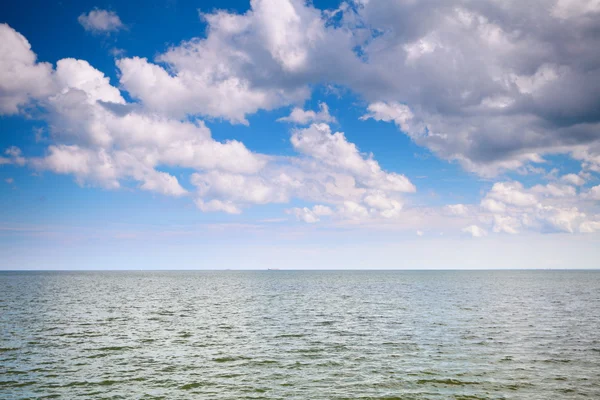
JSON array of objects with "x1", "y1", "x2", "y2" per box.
[
  {"x1": 116, "y1": 56, "x2": 306, "y2": 125},
  {"x1": 361, "y1": 102, "x2": 415, "y2": 133},
  {"x1": 492, "y1": 215, "x2": 521, "y2": 235},
  {"x1": 444, "y1": 204, "x2": 469, "y2": 216},
  {"x1": 191, "y1": 170, "x2": 289, "y2": 207},
  {"x1": 78, "y1": 9, "x2": 124, "y2": 33},
  {"x1": 46, "y1": 0, "x2": 600, "y2": 177},
  {"x1": 552, "y1": 0, "x2": 600, "y2": 19},
  {"x1": 50, "y1": 0, "x2": 600, "y2": 178},
  {"x1": 531, "y1": 183, "x2": 577, "y2": 198},
  {"x1": 278, "y1": 102, "x2": 336, "y2": 125},
  {"x1": 346, "y1": 2, "x2": 600, "y2": 176},
  {"x1": 462, "y1": 225, "x2": 487, "y2": 238},
  {"x1": 291, "y1": 123, "x2": 415, "y2": 193},
  {"x1": 55, "y1": 58, "x2": 125, "y2": 104},
  {"x1": 0, "y1": 42, "x2": 265, "y2": 197},
  {"x1": 0, "y1": 26, "x2": 417, "y2": 219},
  {"x1": 0, "y1": 24, "x2": 54, "y2": 114},
  {"x1": 479, "y1": 181, "x2": 594, "y2": 234},
  {"x1": 579, "y1": 220, "x2": 600, "y2": 233},
  {"x1": 187, "y1": 124, "x2": 416, "y2": 217},
  {"x1": 561, "y1": 173, "x2": 586, "y2": 186},
  {"x1": 1, "y1": 7, "x2": 600, "y2": 239},
  {"x1": 287, "y1": 205, "x2": 333, "y2": 223},
  {"x1": 485, "y1": 182, "x2": 538, "y2": 208},
  {"x1": 195, "y1": 199, "x2": 242, "y2": 214},
  {"x1": 583, "y1": 185, "x2": 600, "y2": 200},
  {"x1": 114, "y1": 0, "x2": 367, "y2": 124},
  {"x1": 0, "y1": 147, "x2": 26, "y2": 166}
]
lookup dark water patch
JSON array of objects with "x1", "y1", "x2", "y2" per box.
[
  {"x1": 215, "y1": 373, "x2": 243, "y2": 378},
  {"x1": 274, "y1": 333, "x2": 305, "y2": 338},
  {"x1": 504, "y1": 382, "x2": 534, "y2": 390},
  {"x1": 212, "y1": 356, "x2": 250, "y2": 363},
  {"x1": 85, "y1": 353, "x2": 110, "y2": 359},
  {"x1": 180, "y1": 381, "x2": 211, "y2": 390},
  {"x1": 29, "y1": 368, "x2": 52, "y2": 373},
  {"x1": 559, "y1": 388, "x2": 577, "y2": 393},
  {"x1": 94, "y1": 346, "x2": 135, "y2": 351},
  {"x1": 316, "y1": 321, "x2": 335, "y2": 326},
  {"x1": 61, "y1": 381, "x2": 90, "y2": 387},
  {"x1": 250, "y1": 359, "x2": 278, "y2": 365},
  {"x1": 3, "y1": 370, "x2": 28, "y2": 375}
]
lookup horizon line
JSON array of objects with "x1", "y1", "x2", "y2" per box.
[{"x1": 1, "y1": 268, "x2": 599, "y2": 272}]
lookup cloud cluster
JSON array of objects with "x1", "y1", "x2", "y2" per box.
[
  {"x1": 110, "y1": 0, "x2": 600, "y2": 175},
  {"x1": 191, "y1": 123, "x2": 414, "y2": 219},
  {"x1": 352, "y1": 1, "x2": 600, "y2": 175},
  {"x1": 479, "y1": 180, "x2": 600, "y2": 234},
  {"x1": 0, "y1": 23, "x2": 415, "y2": 223},
  {"x1": 1, "y1": 0, "x2": 599, "y2": 236}
]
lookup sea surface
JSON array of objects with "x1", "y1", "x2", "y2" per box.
[{"x1": 1, "y1": 270, "x2": 599, "y2": 399}]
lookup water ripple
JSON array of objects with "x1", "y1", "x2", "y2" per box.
[{"x1": 1, "y1": 270, "x2": 599, "y2": 399}]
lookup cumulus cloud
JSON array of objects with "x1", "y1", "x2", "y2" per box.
[
  {"x1": 0, "y1": 26, "x2": 265, "y2": 197},
  {"x1": 561, "y1": 173, "x2": 586, "y2": 186},
  {"x1": 115, "y1": 0, "x2": 362, "y2": 124},
  {"x1": 188, "y1": 123, "x2": 416, "y2": 218},
  {"x1": 291, "y1": 123, "x2": 415, "y2": 193},
  {"x1": 78, "y1": 9, "x2": 124, "y2": 33},
  {"x1": 2, "y1": 0, "x2": 600, "y2": 237},
  {"x1": 71, "y1": 0, "x2": 600, "y2": 175},
  {"x1": 0, "y1": 23, "x2": 418, "y2": 223},
  {"x1": 583, "y1": 185, "x2": 600, "y2": 200},
  {"x1": 0, "y1": 24, "x2": 54, "y2": 114},
  {"x1": 346, "y1": 1, "x2": 600, "y2": 175},
  {"x1": 52, "y1": 0, "x2": 600, "y2": 178},
  {"x1": 479, "y1": 181, "x2": 597, "y2": 234}
]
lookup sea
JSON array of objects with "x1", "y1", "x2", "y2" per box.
[{"x1": 1, "y1": 270, "x2": 599, "y2": 399}]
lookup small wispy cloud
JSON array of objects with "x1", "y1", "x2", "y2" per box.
[
  {"x1": 278, "y1": 103, "x2": 336, "y2": 125},
  {"x1": 78, "y1": 9, "x2": 124, "y2": 34}
]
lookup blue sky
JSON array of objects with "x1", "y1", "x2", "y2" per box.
[{"x1": 1, "y1": 0, "x2": 599, "y2": 269}]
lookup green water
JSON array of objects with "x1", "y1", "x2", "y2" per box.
[{"x1": 1, "y1": 270, "x2": 599, "y2": 399}]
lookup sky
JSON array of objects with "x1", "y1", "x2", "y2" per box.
[{"x1": 1, "y1": 0, "x2": 599, "y2": 270}]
